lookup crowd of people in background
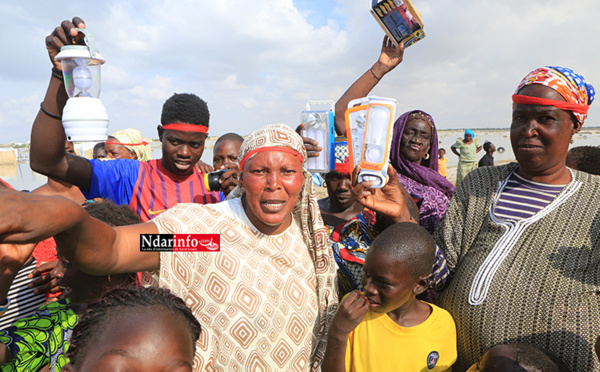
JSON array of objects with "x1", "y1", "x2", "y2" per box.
[{"x1": 1, "y1": 15, "x2": 600, "y2": 372}]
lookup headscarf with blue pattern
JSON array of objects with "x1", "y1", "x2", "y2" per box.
[{"x1": 514, "y1": 66, "x2": 595, "y2": 125}]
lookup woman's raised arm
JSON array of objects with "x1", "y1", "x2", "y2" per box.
[{"x1": 334, "y1": 36, "x2": 405, "y2": 135}]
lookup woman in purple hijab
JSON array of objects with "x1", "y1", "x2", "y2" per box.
[
  {"x1": 388, "y1": 110, "x2": 455, "y2": 232},
  {"x1": 335, "y1": 37, "x2": 455, "y2": 233}
]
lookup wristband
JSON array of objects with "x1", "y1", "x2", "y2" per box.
[
  {"x1": 370, "y1": 67, "x2": 381, "y2": 81},
  {"x1": 51, "y1": 67, "x2": 63, "y2": 81},
  {"x1": 40, "y1": 102, "x2": 62, "y2": 121},
  {"x1": 0, "y1": 297, "x2": 10, "y2": 317}
]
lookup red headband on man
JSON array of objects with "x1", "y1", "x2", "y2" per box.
[
  {"x1": 105, "y1": 141, "x2": 149, "y2": 146},
  {"x1": 162, "y1": 123, "x2": 209, "y2": 133},
  {"x1": 239, "y1": 146, "x2": 305, "y2": 171},
  {"x1": 512, "y1": 94, "x2": 590, "y2": 115}
]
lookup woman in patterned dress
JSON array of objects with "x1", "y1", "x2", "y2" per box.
[
  {"x1": 0, "y1": 124, "x2": 345, "y2": 371},
  {"x1": 374, "y1": 66, "x2": 600, "y2": 371},
  {"x1": 451, "y1": 129, "x2": 482, "y2": 185},
  {"x1": 435, "y1": 66, "x2": 600, "y2": 371}
]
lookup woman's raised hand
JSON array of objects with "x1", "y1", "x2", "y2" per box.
[
  {"x1": 374, "y1": 36, "x2": 405, "y2": 76},
  {"x1": 45, "y1": 17, "x2": 86, "y2": 71},
  {"x1": 295, "y1": 123, "x2": 322, "y2": 159},
  {"x1": 352, "y1": 164, "x2": 415, "y2": 223}
]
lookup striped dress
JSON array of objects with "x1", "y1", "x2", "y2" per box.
[
  {"x1": 435, "y1": 163, "x2": 600, "y2": 371},
  {"x1": 0, "y1": 259, "x2": 46, "y2": 332},
  {"x1": 493, "y1": 172, "x2": 564, "y2": 220}
]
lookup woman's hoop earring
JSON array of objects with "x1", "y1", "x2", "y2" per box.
[{"x1": 424, "y1": 153, "x2": 430, "y2": 160}]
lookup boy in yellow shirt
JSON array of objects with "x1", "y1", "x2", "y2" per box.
[{"x1": 322, "y1": 222, "x2": 457, "y2": 371}]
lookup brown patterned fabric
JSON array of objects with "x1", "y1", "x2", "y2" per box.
[
  {"x1": 155, "y1": 124, "x2": 337, "y2": 371},
  {"x1": 229, "y1": 123, "x2": 338, "y2": 370},
  {"x1": 435, "y1": 163, "x2": 600, "y2": 371}
]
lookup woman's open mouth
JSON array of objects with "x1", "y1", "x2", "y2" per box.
[{"x1": 261, "y1": 200, "x2": 286, "y2": 213}]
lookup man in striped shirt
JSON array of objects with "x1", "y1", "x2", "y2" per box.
[
  {"x1": 32, "y1": 90, "x2": 224, "y2": 222},
  {"x1": 83, "y1": 93, "x2": 225, "y2": 221}
]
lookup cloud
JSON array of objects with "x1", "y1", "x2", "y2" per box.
[
  {"x1": 335, "y1": 0, "x2": 600, "y2": 129},
  {"x1": 0, "y1": 0, "x2": 599, "y2": 144}
]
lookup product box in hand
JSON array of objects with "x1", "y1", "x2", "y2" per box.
[{"x1": 370, "y1": 0, "x2": 425, "y2": 48}]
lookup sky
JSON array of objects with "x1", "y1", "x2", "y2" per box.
[{"x1": 1, "y1": 0, "x2": 599, "y2": 144}]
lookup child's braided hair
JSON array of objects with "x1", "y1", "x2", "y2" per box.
[{"x1": 67, "y1": 286, "x2": 201, "y2": 366}]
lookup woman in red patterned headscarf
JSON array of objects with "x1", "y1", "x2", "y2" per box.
[
  {"x1": 0, "y1": 123, "x2": 340, "y2": 371},
  {"x1": 434, "y1": 66, "x2": 600, "y2": 371}
]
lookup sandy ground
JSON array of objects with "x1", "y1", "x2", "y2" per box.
[{"x1": 445, "y1": 160, "x2": 512, "y2": 186}]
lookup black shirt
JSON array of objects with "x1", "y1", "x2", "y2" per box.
[{"x1": 479, "y1": 153, "x2": 494, "y2": 167}]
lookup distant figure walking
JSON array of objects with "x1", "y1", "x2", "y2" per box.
[{"x1": 451, "y1": 129, "x2": 482, "y2": 185}]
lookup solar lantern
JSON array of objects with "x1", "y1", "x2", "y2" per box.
[{"x1": 55, "y1": 28, "x2": 109, "y2": 142}]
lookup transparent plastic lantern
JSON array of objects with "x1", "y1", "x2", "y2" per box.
[
  {"x1": 61, "y1": 54, "x2": 102, "y2": 98},
  {"x1": 345, "y1": 100, "x2": 367, "y2": 171},
  {"x1": 301, "y1": 100, "x2": 335, "y2": 173},
  {"x1": 55, "y1": 28, "x2": 109, "y2": 142},
  {"x1": 358, "y1": 97, "x2": 396, "y2": 187},
  {"x1": 346, "y1": 96, "x2": 396, "y2": 188},
  {"x1": 363, "y1": 106, "x2": 391, "y2": 164}
]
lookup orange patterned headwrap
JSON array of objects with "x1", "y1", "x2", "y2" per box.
[{"x1": 514, "y1": 66, "x2": 595, "y2": 125}]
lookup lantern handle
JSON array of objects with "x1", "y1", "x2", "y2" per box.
[
  {"x1": 75, "y1": 28, "x2": 99, "y2": 59},
  {"x1": 306, "y1": 100, "x2": 335, "y2": 112}
]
